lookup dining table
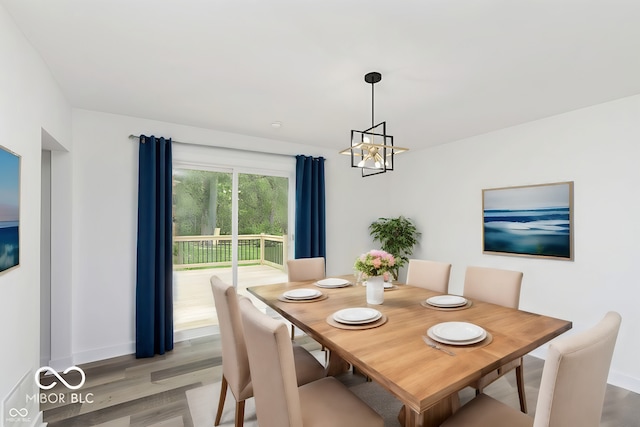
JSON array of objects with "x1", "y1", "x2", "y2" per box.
[{"x1": 247, "y1": 275, "x2": 572, "y2": 427}]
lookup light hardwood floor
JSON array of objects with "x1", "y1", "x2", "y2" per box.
[{"x1": 41, "y1": 335, "x2": 640, "y2": 427}]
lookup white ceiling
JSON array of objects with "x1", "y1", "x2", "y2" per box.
[{"x1": 4, "y1": 0, "x2": 640, "y2": 152}]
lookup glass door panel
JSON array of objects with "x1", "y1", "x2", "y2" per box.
[
  {"x1": 172, "y1": 168, "x2": 232, "y2": 334},
  {"x1": 236, "y1": 173, "x2": 289, "y2": 302},
  {"x1": 172, "y1": 167, "x2": 290, "y2": 336}
]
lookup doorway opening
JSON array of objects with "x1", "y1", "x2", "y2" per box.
[{"x1": 172, "y1": 167, "x2": 291, "y2": 339}]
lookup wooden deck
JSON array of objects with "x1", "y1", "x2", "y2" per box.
[{"x1": 173, "y1": 264, "x2": 288, "y2": 333}]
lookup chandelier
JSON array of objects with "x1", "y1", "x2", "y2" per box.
[{"x1": 340, "y1": 71, "x2": 408, "y2": 177}]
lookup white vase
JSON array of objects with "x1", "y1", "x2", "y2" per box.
[{"x1": 366, "y1": 275, "x2": 385, "y2": 305}]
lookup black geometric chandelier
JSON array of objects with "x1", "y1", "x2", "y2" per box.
[{"x1": 340, "y1": 71, "x2": 408, "y2": 177}]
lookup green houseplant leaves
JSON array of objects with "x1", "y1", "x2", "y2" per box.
[{"x1": 368, "y1": 216, "x2": 421, "y2": 280}]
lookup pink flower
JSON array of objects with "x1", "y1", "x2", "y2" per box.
[{"x1": 372, "y1": 258, "x2": 382, "y2": 268}]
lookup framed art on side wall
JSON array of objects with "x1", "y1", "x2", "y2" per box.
[
  {"x1": 0, "y1": 145, "x2": 20, "y2": 274},
  {"x1": 482, "y1": 181, "x2": 574, "y2": 260}
]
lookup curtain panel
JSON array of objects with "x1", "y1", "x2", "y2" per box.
[
  {"x1": 135, "y1": 135, "x2": 173, "y2": 358},
  {"x1": 294, "y1": 155, "x2": 326, "y2": 259}
]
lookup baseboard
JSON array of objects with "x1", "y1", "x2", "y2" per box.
[
  {"x1": 71, "y1": 328, "x2": 222, "y2": 365},
  {"x1": 607, "y1": 370, "x2": 640, "y2": 395},
  {"x1": 46, "y1": 356, "x2": 74, "y2": 372},
  {"x1": 30, "y1": 411, "x2": 45, "y2": 427},
  {"x1": 72, "y1": 342, "x2": 135, "y2": 366},
  {"x1": 174, "y1": 325, "x2": 219, "y2": 343}
]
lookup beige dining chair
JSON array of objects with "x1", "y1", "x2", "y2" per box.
[
  {"x1": 210, "y1": 276, "x2": 326, "y2": 427},
  {"x1": 405, "y1": 259, "x2": 452, "y2": 293},
  {"x1": 441, "y1": 311, "x2": 622, "y2": 427},
  {"x1": 462, "y1": 266, "x2": 527, "y2": 412},
  {"x1": 238, "y1": 297, "x2": 384, "y2": 427},
  {"x1": 287, "y1": 257, "x2": 326, "y2": 282},
  {"x1": 287, "y1": 257, "x2": 326, "y2": 339}
]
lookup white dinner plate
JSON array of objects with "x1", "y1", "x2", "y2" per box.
[
  {"x1": 427, "y1": 326, "x2": 487, "y2": 345},
  {"x1": 333, "y1": 308, "x2": 381, "y2": 324},
  {"x1": 426, "y1": 295, "x2": 468, "y2": 308},
  {"x1": 283, "y1": 288, "x2": 321, "y2": 300},
  {"x1": 431, "y1": 322, "x2": 485, "y2": 342},
  {"x1": 384, "y1": 282, "x2": 394, "y2": 289},
  {"x1": 315, "y1": 278, "x2": 351, "y2": 288}
]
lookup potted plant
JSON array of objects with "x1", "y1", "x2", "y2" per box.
[{"x1": 368, "y1": 216, "x2": 421, "y2": 280}]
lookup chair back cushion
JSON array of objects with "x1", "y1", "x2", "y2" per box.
[
  {"x1": 463, "y1": 266, "x2": 523, "y2": 308},
  {"x1": 533, "y1": 311, "x2": 621, "y2": 427},
  {"x1": 287, "y1": 257, "x2": 325, "y2": 282},
  {"x1": 209, "y1": 276, "x2": 252, "y2": 400},
  {"x1": 406, "y1": 259, "x2": 452, "y2": 293},
  {"x1": 239, "y1": 298, "x2": 303, "y2": 427}
]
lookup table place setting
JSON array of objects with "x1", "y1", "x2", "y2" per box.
[
  {"x1": 326, "y1": 307, "x2": 388, "y2": 330},
  {"x1": 277, "y1": 288, "x2": 328, "y2": 303},
  {"x1": 420, "y1": 294, "x2": 473, "y2": 311},
  {"x1": 314, "y1": 277, "x2": 352, "y2": 288},
  {"x1": 424, "y1": 321, "x2": 492, "y2": 351},
  {"x1": 383, "y1": 281, "x2": 399, "y2": 291}
]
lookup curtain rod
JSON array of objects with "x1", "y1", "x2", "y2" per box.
[{"x1": 128, "y1": 134, "x2": 296, "y2": 158}]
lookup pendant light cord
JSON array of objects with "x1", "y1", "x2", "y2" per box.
[{"x1": 371, "y1": 81, "x2": 375, "y2": 127}]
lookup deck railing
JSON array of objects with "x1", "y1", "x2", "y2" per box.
[{"x1": 173, "y1": 234, "x2": 288, "y2": 270}]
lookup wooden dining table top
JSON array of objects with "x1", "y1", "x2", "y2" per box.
[{"x1": 248, "y1": 275, "x2": 572, "y2": 420}]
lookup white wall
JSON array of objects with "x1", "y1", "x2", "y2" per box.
[
  {"x1": 69, "y1": 96, "x2": 640, "y2": 394},
  {"x1": 69, "y1": 109, "x2": 368, "y2": 363},
  {"x1": 390, "y1": 94, "x2": 640, "y2": 392},
  {"x1": 0, "y1": 3, "x2": 71, "y2": 423}
]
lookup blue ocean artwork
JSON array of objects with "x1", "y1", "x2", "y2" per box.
[
  {"x1": 1, "y1": 146, "x2": 20, "y2": 272},
  {"x1": 483, "y1": 208, "x2": 571, "y2": 258},
  {"x1": 483, "y1": 183, "x2": 572, "y2": 259},
  {"x1": 0, "y1": 222, "x2": 19, "y2": 272}
]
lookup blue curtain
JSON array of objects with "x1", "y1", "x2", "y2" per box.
[
  {"x1": 294, "y1": 155, "x2": 326, "y2": 259},
  {"x1": 135, "y1": 135, "x2": 173, "y2": 358}
]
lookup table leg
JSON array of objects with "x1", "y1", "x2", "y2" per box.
[
  {"x1": 397, "y1": 393, "x2": 460, "y2": 427},
  {"x1": 326, "y1": 350, "x2": 351, "y2": 376}
]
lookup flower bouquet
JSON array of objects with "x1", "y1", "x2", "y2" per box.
[{"x1": 354, "y1": 249, "x2": 396, "y2": 279}]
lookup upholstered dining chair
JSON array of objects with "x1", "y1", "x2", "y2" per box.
[
  {"x1": 462, "y1": 266, "x2": 527, "y2": 412},
  {"x1": 210, "y1": 276, "x2": 326, "y2": 427},
  {"x1": 287, "y1": 257, "x2": 326, "y2": 282},
  {"x1": 287, "y1": 257, "x2": 326, "y2": 339},
  {"x1": 405, "y1": 259, "x2": 452, "y2": 293},
  {"x1": 238, "y1": 297, "x2": 384, "y2": 427},
  {"x1": 441, "y1": 311, "x2": 621, "y2": 427}
]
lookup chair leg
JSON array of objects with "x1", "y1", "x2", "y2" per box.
[
  {"x1": 516, "y1": 361, "x2": 527, "y2": 413},
  {"x1": 235, "y1": 399, "x2": 246, "y2": 427},
  {"x1": 215, "y1": 375, "x2": 228, "y2": 426}
]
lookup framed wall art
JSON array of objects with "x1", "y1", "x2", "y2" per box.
[
  {"x1": 482, "y1": 181, "x2": 573, "y2": 260},
  {"x1": 0, "y1": 145, "x2": 20, "y2": 273}
]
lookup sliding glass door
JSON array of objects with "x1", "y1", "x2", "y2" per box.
[{"x1": 172, "y1": 165, "x2": 290, "y2": 337}]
